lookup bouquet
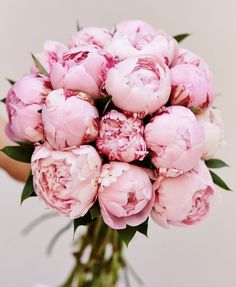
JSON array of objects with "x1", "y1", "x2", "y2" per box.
[{"x1": 1, "y1": 20, "x2": 231, "y2": 287}]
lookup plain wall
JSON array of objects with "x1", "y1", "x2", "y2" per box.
[{"x1": 0, "y1": 0, "x2": 236, "y2": 286}]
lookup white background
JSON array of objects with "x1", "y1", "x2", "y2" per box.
[{"x1": 0, "y1": 0, "x2": 236, "y2": 286}]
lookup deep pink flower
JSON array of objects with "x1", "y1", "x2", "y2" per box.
[
  {"x1": 98, "y1": 162, "x2": 155, "y2": 229},
  {"x1": 32, "y1": 145, "x2": 102, "y2": 218},
  {"x1": 96, "y1": 110, "x2": 147, "y2": 162}
]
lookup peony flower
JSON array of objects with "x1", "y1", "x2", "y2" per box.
[
  {"x1": 144, "y1": 106, "x2": 204, "y2": 176},
  {"x1": 151, "y1": 161, "x2": 216, "y2": 228},
  {"x1": 50, "y1": 46, "x2": 114, "y2": 98},
  {"x1": 31, "y1": 145, "x2": 102, "y2": 218},
  {"x1": 5, "y1": 74, "x2": 50, "y2": 142},
  {"x1": 105, "y1": 56, "x2": 171, "y2": 118},
  {"x1": 31, "y1": 41, "x2": 68, "y2": 74},
  {"x1": 170, "y1": 64, "x2": 215, "y2": 111},
  {"x1": 69, "y1": 26, "x2": 112, "y2": 49},
  {"x1": 98, "y1": 162, "x2": 155, "y2": 229},
  {"x1": 96, "y1": 110, "x2": 147, "y2": 162},
  {"x1": 42, "y1": 89, "x2": 99, "y2": 150},
  {"x1": 107, "y1": 20, "x2": 179, "y2": 66},
  {"x1": 172, "y1": 48, "x2": 213, "y2": 82},
  {"x1": 196, "y1": 108, "x2": 224, "y2": 159}
]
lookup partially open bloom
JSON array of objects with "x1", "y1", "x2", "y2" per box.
[
  {"x1": 151, "y1": 161, "x2": 215, "y2": 228},
  {"x1": 105, "y1": 56, "x2": 171, "y2": 118},
  {"x1": 32, "y1": 145, "x2": 102, "y2": 218},
  {"x1": 107, "y1": 20, "x2": 179, "y2": 65},
  {"x1": 98, "y1": 162, "x2": 155, "y2": 229},
  {"x1": 170, "y1": 64, "x2": 214, "y2": 111},
  {"x1": 96, "y1": 110, "x2": 147, "y2": 162},
  {"x1": 145, "y1": 106, "x2": 204, "y2": 176},
  {"x1": 69, "y1": 27, "x2": 112, "y2": 49},
  {"x1": 173, "y1": 48, "x2": 213, "y2": 83},
  {"x1": 197, "y1": 108, "x2": 224, "y2": 159},
  {"x1": 50, "y1": 46, "x2": 114, "y2": 98},
  {"x1": 5, "y1": 74, "x2": 50, "y2": 142},
  {"x1": 42, "y1": 89, "x2": 99, "y2": 150},
  {"x1": 31, "y1": 41, "x2": 68, "y2": 74}
]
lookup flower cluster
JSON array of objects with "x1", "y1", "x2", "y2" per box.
[{"x1": 5, "y1": 20, "x2": 225, "y2": 231}]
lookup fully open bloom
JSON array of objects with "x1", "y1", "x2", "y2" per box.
[
  {"x1": 98, "y1": 162, "x2": 155, "y2": 229},
  {"x1": 96, "y1": 110, "x2": 147, "y2": 162},
  {"x1": 105, "y1": 56, "x2": 171, "y2": 118},
  {"x1": 5, "y1": 74, "x2": 50, "y2": 142},
  {"x1": 170, "y1": 64, "x2": 214, "y2": 111},
  {"x1": 197, "y1": 108, "x2": 224, "y2": 159},
  {"x1": 31, "y1": 145, "x2": 102, "y2": 218},
  {"x1": 151, "y1": 161, "x2": 215, "y2": 227},
  {"x1": 69, "y1": 27, "x2": 112, "y2": 49},
  {"x1": 50, "y1": 46, "x2": 114, "y2": 98},
  {"x1": 31, "y1": 41, "x2": 68, "y2": 74},
  {"x1": 145, "y1": 106, "x2": 204, "y2": 176},
  {"x1": 42, "y1": 89, "x2": 99, "y2": 150},
  {"x1": 107, "y1": 20, "x2": 179, "y2": 65}
]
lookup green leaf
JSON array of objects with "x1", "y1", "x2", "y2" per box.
[
  {"x1": 95, "y1": 95, "x2": 112, "y2": 116},
  {"x1": 16, "y1": 141, "x2": 35, "y2": 154},
  {"x1": 76, "y1": 19, "x2": 82, "y2": 31},
  {"x1": 1, "y1": 144, "x2": 34, "y2": 163},
  {"x1": 210, "y1": 170, "x2": 232, "y2": 191},
  {"x1": 21, "y1": 173, "x2": 37, "y2": 204},
  {"x1": 90, "y1": 202, "x2": 100, "y2": 220},
  {"x1": 31, "y1": 53, "x2": 48, "y2": 76},
  {"x1": 205, "y1": 159, "x2": 229, "y2": 169},
  {"x1": 1, "y1": 98, "x2": 6, "y2": 104},
  {"x1": 74, "y1": 211, "x2": 93, "y2": 234},
  {"x1": 117, "y1": 226, "x2": 137, "y2": 247},
  {"x1": 6, "y1": 78, "x2": 15, "y2": 85},
  {"x1": 173, "y1": 33, "x2": 190, "y2": 43},
  {"x1": 137, "y1": 218, "x2": 148, "y2": 237}
]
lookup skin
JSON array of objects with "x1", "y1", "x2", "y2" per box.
[{"x1": 0, "y1": 118, "x2": 30, "y2": 182}]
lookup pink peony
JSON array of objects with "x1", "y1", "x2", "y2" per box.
[
  {"x1": 31, "y1": 145, "x2": 102, "y2": 218},
  {"x1": 173, "y1": 48, "x2": 213, "y2": 82},
  {"x1": 98, "y1": 162, "x2": 155, "y2": 229},
  {"x1": 107, "y1": 20, "x2": 179, "y2": 65},
  {"x1": 196, "y1": 108, "x2": 224, "y2": 159},
  {"x1": 145, "y1": 106, "x2": 204, "y2": 176},
  {"x1": 5, "y1": 74, "x2": 50, "y2": 142},
  {"x1": 50, "y1": 46, "x2": 114, "y2": 98},
  {"x1": 96, "y1": 110, "x2": 147, "y2": 162},
  {"x1": 151, "y1": 161, "x2": 215, "y2": 228},
  {"x1": 69, "y1": 27, "x2": 112, "y2": 49},
  {"x1": 105, "y1": 56, "x2": 171, "y2": 118},
  {"x1": 31, "y1": 41, "x2": 68, "y2": 74},
  {"x1": 42, "y1": 89, "x2": 99, "y2": 150},
  {"x1": 170, "y1": 64, "x2": 214, "y2": 111}
]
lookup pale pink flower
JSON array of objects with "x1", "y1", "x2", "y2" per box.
[
  {"x1": 5, "y1": 74, "x2": 50, "y2": 142},
  {"x1": 151, "y1": 161, "x2": 215, "y2": 228},
  {"x1": 50, "y1": 46, "x2": 114, "y2": 98},
  {"x1": 170, "y1": 64, "x2": 215, "y2": 111},
  {"x1": 96, "y1": 110, "x2": 147, "y2": 162},
  {"x1": 42, "y1": 89, "x2": 99, "y2": 150},
  {"x1": 98, "y1": 162, "x2": 155, "y2": 229},
  {"x1": 32, "y1": 145, "x2": 102, "y2": 218},
  {"x1": 105, "y1": 56, "x2": 171, "y2": 118},
  {"x1": 196, "y1": 108, "x2": 224, "y2": 159},
  {"x1": 145, "y1": 106, "x2": 204, "y2": 176},
  {"x1": 69, "y1": 27, "x2": 112, "y2": 49},
  {"x1": 108, "y1": 20, "x2": 179, "y2": 65},
  {"x1": 31, "y1": 41, "x2": 68, "y2": 74}
]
